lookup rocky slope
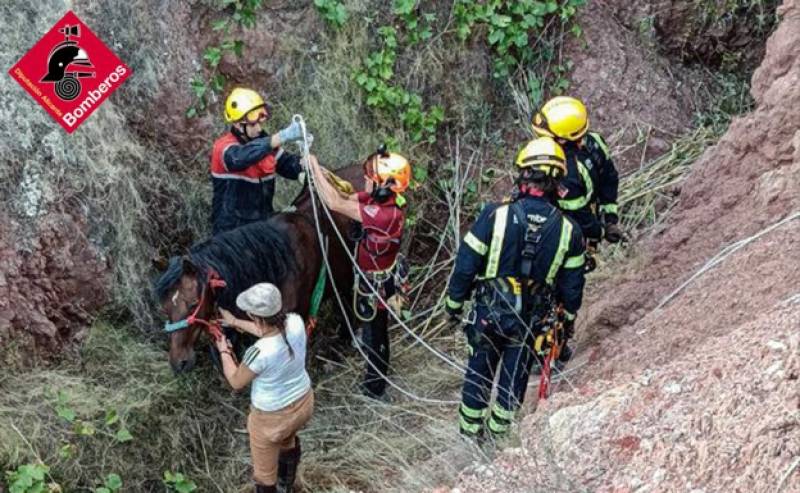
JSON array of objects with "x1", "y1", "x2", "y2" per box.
[{"x1": 447, "y1": 1, "x2": 800, "y2": 491}]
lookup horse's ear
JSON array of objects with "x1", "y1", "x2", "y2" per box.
[
  {"x1": 181, "y1": 257, "x2": 197, "y2": 276},
  {"x1": 152, "y1": 255, "x2": 169, "y2": 272}
]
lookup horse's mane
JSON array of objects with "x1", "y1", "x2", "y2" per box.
[
  {"x1": 292, "y1": 162, "x2": 364, "y2": 209},
  {"x1": 153, "y1": 219, "x2": 296, "y2": 311}
]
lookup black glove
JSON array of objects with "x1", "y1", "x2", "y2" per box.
[
  {"x1": 445, "y1": 304, "x2": 462, "y2": 320},
  {"x1": 563, "y1": 319, "x2": 575, "y2": 340},
  {"x1": 604, "y1": 222, "x2": 623, "y2": 243},
  {"x1": 584, "y1": 252, "x2": 597, "y2": 273},
  {"x1": 464, "y1": 323, "x2": 484, "y2": 351}
]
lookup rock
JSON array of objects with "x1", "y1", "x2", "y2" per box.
[
  {"x1": 766, "y1": 340, "x2": 787, "y2": 351},
  {"x1": 0, "y1": 212, "x2": 108, "y2": 360}
]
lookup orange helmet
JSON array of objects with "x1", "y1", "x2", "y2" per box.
[{"x1": 364, "y1": 150, "x2": 411, "y2": 193}]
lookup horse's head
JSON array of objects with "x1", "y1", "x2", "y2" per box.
[{"x1": 154, "y1": 257, "x2": 213, "y2": 374}]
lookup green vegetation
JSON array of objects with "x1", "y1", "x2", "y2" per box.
[
  {"x1": 353, "y1": 25, "x2": 445, "y2": 144},
  {"x1": 187, "y1": 0, "x2": 263, "y2": 117},
  {"x1": 454, "y1": 0, "x2": 585, "y2": 80},
  {"x1": 163, "y1": 471, "x2": 198, "y2": 493},
  {"x1": 94, "y1": 473, "x2": 123, "y2": 493},
  {"x1": 313, "y1": 0, "x2": 348, "y2": 28},
  {"x1": 4, "y1": 464, "x2": 54, "y2": 493}
]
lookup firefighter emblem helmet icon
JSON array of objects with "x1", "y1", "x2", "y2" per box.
[{"x1": 40, "y1": 24, "x2": 95, "y2": 101}]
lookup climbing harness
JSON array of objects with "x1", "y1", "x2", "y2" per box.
[{"x1": 163, "y1": 270, "x2": 228, "y2": 341}]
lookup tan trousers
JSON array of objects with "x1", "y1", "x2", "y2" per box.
[{"x1": 247, "y1": 390, "x2": 314, "y2": 486}]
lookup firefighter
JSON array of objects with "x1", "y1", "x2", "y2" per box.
[
  {"x1": 305, "y1": 148, "x2": 411, "y2": 400},
  {"x1": 532, "y1": 96, "x2": 622, "y2": 271},
  {"x1": 445, "y1": 137, "x2": 586, "y2": 438},
  {"x1": 210, "y1": 87, "x2": 308, "y2": 235}
]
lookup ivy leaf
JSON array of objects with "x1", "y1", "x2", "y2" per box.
[
  {"x1": 233, "y1": 40, "x2": 244, "y2": 56},
  {"x1": 203, "y1": 47, "x2": 222, "y2": 68},
  {"x1": 175, "y1": 480, "x2": 198, "y2": 493},
  {"x1": 104, "y1": 409, "x2": 119, "y2": 427},
  {"x1": 59, "y1": 443, "x2": 76, "y2": 460},
  {"x1": 190, "y1": 78, "x2": 206, "y2": 99},
  {"x1": 56, "y1": 405, "x2": 76, "y2": 423},
  {"x1": 115, "y1": 429, "x2": 133, "y2": 443},
  {"x1": 211, "y1": 74, "x2": 226, "y2": 93},
  {"x1": 104, "y1": 473, "x2": 122, "y2": 491},
  {"x1": 211, "y1": 19, "x2": 229, "y2": 31},
  {"x1": 490, "y1": 14, "x2": 512, "y2": 28},
  {"x1": 185, "y1": 107, "x2": 197, "y2": 118},
  {"x1": 487, "y1": 28, "x2": 504, "y2": 45},
  {"x1": 392, "y1": 0, "x2": 416, "y2": 16},
  {"x1": 74, "y1": 421, "x2": 95, "y2": 436}
]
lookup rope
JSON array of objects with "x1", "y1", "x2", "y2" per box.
[
  {"x1": 293, "y1": 115, "x2": 460, "y2": 405},
  {"x1": 656, "y1": 211, "x2": 800, "y2": 310},
  {"x1": 293, "y1": 115, "x2": 561, "y2": 400}
]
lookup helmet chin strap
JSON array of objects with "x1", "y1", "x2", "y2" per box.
[{"x1": 231, "y1": 123, "x2": 266, "y2": 143}]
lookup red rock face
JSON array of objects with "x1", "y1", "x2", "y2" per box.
[
  {"x1": 448, "y1": 1, "x2": 800, "y2": 492},
  {"x1": 0, "y1": 212, "x2": 109, "y2": 360}
]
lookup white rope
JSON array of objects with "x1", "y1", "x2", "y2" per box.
[
  {"x1": 656, "y1": 211, "x2": 800, "y2": 310},
  {"x1": 293, "y1": 115, "x2": 460, "y2": 405}
]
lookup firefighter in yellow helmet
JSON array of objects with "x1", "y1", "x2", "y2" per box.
[
  {"x1": 210, "y1": 87, "x2": 310, "y2": 235},
  {"x1": 305, "y1": 146, "x2": 411, "y2": 400},
  {"x1": 532, "y1": 96, "x2": 622, "y2": 271},
  {"x1": 445, "y1": 137, "x2": 586, "y2": 438}
]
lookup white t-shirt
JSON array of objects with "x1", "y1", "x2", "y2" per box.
[{"x1": 242, "y1": 313, "x2": 312, "y2": 412}]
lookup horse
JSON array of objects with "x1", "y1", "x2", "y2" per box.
[{"x1": 154, "y1": 163, "x2": 363, "y2": 373}]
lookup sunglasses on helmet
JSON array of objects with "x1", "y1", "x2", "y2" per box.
[{"x1": 243, "y1": 106, "x2": 269, "y2": 125}]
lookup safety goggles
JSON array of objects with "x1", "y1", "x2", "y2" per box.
[{"x1": 242, "y1": 106, "x2": 269, "y2": 125}]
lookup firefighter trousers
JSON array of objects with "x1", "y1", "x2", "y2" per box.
[{"x1": 459, "y1": 304, "x2": 537, "y2": 436}]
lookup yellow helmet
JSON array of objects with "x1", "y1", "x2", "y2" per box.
[
  {"x1": 515, "y1": 137, "x2": 567, "y2": 179},
  {"x1": 364, "y1": 152, "x2": 412, "y2": 193},
  {"x1": 224, "y1": 87, "x2": 267, "y2": 124},
  {"x1": 531, "y1": 96, "x2": 589, "y2": 141}
]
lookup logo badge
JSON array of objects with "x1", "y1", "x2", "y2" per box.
[{"x1": 8, "y1": 11, "x2": 131, "y2": 133}]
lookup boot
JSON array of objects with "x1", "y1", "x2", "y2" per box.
[
  {"x1": 604, "y1": 222, "x2": 623, "y2": 243},
  {"x1": 276, "y1": 437, "x2": 301, "y2": 493},
  {"x1": 255, "y1": 484, "x2": 277, "y2": 493}
]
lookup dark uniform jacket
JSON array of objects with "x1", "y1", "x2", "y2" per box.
[
  {"x1": 558, "y1": 132, "x2": 619, "y2": 242},
  {"x1": 210, "y1": 130, "x2": 303, "y2": 235},
  {"x1": 446, "y1": 193, "x2": 586, "y2": 319}
]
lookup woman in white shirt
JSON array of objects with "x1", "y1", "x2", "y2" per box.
[{"x1": 215, "y1": 282, "x2": 314, "y2": 493}]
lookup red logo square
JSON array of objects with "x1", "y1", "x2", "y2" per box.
[{"x1": 8, "y1": 11, "x2": 131, "y2": 133}]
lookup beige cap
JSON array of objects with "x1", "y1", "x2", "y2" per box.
[{"x1": 235, "y1": 283, "x2": 282, "y2": 318}]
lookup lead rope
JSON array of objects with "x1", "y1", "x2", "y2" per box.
[{"x1": 292, "y1": 115, "x2": 473, "y2": 404}]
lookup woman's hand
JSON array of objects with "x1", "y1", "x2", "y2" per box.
[
  {"x1": 215, "y1": 335, "x2": 232, "y2": 354},
  {"x1": 218, "y1": 308, "x2": 239, "y2": 330}
]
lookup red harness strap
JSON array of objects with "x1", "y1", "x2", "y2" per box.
[{"x1": 187, "y1": 270, "x2": 227, "y2": 341}]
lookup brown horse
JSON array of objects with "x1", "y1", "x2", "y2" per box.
[{"x1": 154, "y1": 163, "x2": 362, "y2": 373}]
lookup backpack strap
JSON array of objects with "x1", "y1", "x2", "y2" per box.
[{"x1": 510, "y1": 201, "x2": 557, "y2": 280}]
